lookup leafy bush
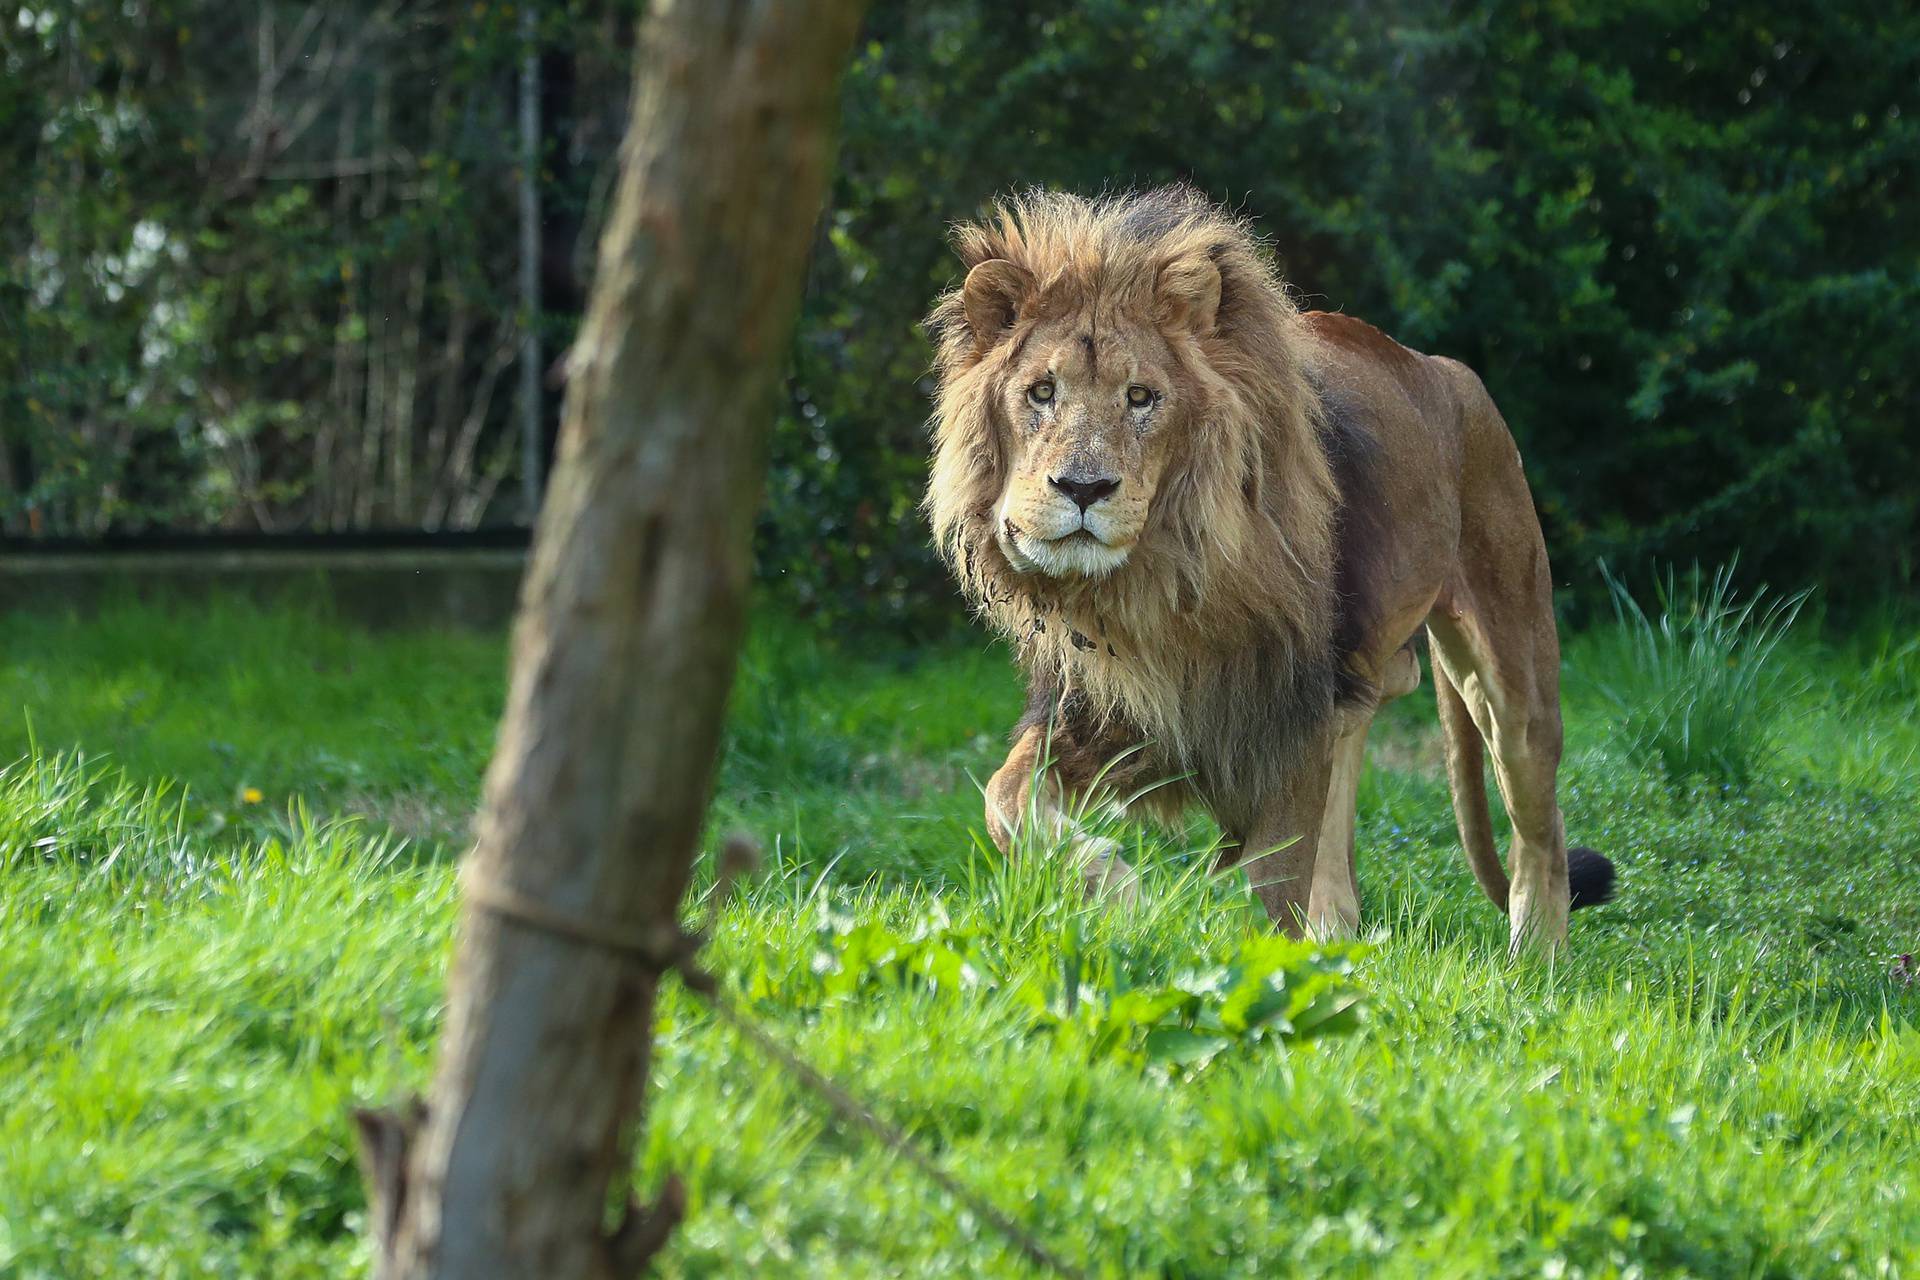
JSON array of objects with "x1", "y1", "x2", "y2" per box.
[
  {"x1": 1597, "y1": 561, "x2": 1809, "y2": 790},
  {"x1": 748, "y1": 809, "x2": 1367, "y2": 1082},
  {"x1": 754, "y1": 888, "x2": 1367, "y2": 1080},
  {"x1": 1020, "y1": 930, "x2": 1367, "y2": 1079},
  {"x1": 780, "y1": 903, "x2": 1001, "y2": 1004}
]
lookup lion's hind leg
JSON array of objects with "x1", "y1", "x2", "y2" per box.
[
  {"x1": 1426, "y1": 600, "x2": 1572, "y2": 956},
  {"x1": 1425, "y1": 361, "x2": 1618, "y2": 955},
  {"x1": 1428, "y1": 562, "x2": 1618, "y2": 954}
]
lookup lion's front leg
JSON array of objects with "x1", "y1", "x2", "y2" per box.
[
  {"x1": 985, "y1": 725, "x2": 1140, "y2": 902},
  {"x1": 1233, "y1": 727, "x2": 1338, "y2": 938},
  {"x1": 982, "y1": 725, "x2": 1042, "y2": 855},
  {"x1": 1305, "y1": 714, "x2": 1370, "y2": 939}
]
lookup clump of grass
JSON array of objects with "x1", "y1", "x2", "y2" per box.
[
  {"x1": 1597, "y1": 560, "x2": 1808, "y2": 791},
  {"x1": 1852, "y1": 628, "x2": 1920, "y2": 710}
]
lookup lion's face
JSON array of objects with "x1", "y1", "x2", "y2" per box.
[
  {"x1": 951, "y1": 244, "x2": 1221, "y2": 582},
  {"x1": 990, "y1": 313, "x2": 1187, "y2": 578}
]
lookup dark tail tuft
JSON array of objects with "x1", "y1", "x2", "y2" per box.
[{"x1": 1568, "y1": 846, "x2": 1616, "y2": 910}]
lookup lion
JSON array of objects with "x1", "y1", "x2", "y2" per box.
[{"x1": 923, "y1": 186, "x2": 1614, "y2": 954}]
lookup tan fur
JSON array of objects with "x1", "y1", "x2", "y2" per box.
[{"x1": 925, "y1": 186, "x2": 1607, "y2": 955}]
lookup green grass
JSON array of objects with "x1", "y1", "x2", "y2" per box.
[
  {"x1": 1589, "y1": 561, "x2": 1810, "y2": 791},
  {"x1": 2, "y1": 594, "x2": 1917, "y2": 1277}
]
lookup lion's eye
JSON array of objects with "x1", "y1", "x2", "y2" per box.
[
  {"x1": 1127, "y1": 385, "x2": 1154, "y2": 408},
  {"x1": 1028, "y1": 380, "x2": 1056, "y2": 406}
]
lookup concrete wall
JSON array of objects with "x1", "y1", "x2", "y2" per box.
[{"x1": 0, "y1": 548, "x2": 527, "y2": 630}]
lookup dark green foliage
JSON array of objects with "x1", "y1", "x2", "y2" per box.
[
  {"x1": 6, "y1": 1, "x2": 1916, "y2": 618},
  {"x1": 779, "y1": 0, "x2": 1920, "y2": 627}
]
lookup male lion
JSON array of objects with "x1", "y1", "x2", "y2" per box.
[{"x1": 924, "y1": 186, "x2": 1614, "y2": 954}]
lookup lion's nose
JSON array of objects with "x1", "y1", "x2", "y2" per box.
[{"x1": 1049, "y1": 472, "x2": 1121, "y2": 512}]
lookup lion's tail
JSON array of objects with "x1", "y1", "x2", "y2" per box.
[{"x1": 1432, "y1": 660, "x2": 1616, "y2": 913}]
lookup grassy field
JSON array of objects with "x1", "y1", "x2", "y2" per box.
[{"x1": 2, "y1": 592, "x2": 1917, "y2": 1277}]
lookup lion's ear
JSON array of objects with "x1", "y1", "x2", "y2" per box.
[
  {"x1": 962, "y1": 259, "x2": 1034, "y2": 353},
  {"x1": 1156, "y1": 254, "x2": 1222, "y2": 337}
]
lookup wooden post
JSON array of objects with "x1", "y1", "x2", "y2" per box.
[{"x1": 357, "y1": 2, "x2": 869, "y2": 1275}]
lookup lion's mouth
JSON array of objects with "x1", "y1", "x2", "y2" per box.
[
  {"x1": 1002, "y1": 518, "x2": 1132, "y2": 579},
  {"x1": 1005, "y1": 518, "x2": 1106, "y2": 547}
]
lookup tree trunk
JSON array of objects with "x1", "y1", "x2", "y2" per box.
[
  {"x1": 356, "y1": 1, "x2": 868, "y2": 1276},
  {"x1": 516, "y1": 0, "x2": 545, "y2": 523},
  {"x1": 0, "y1": 76, "x2": 41, "y2": 536}
]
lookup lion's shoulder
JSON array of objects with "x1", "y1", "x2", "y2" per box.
[
  {"x1": 1301, "y1": 311, "x2": 1422, "y2": 368},
  {"x1": 1301, "y1": 311, "x2": 1479, "y2": 433}
]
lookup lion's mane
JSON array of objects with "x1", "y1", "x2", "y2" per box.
[{"x1": 924, "y1": 187, "x2": 1356, "y2": 826}]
